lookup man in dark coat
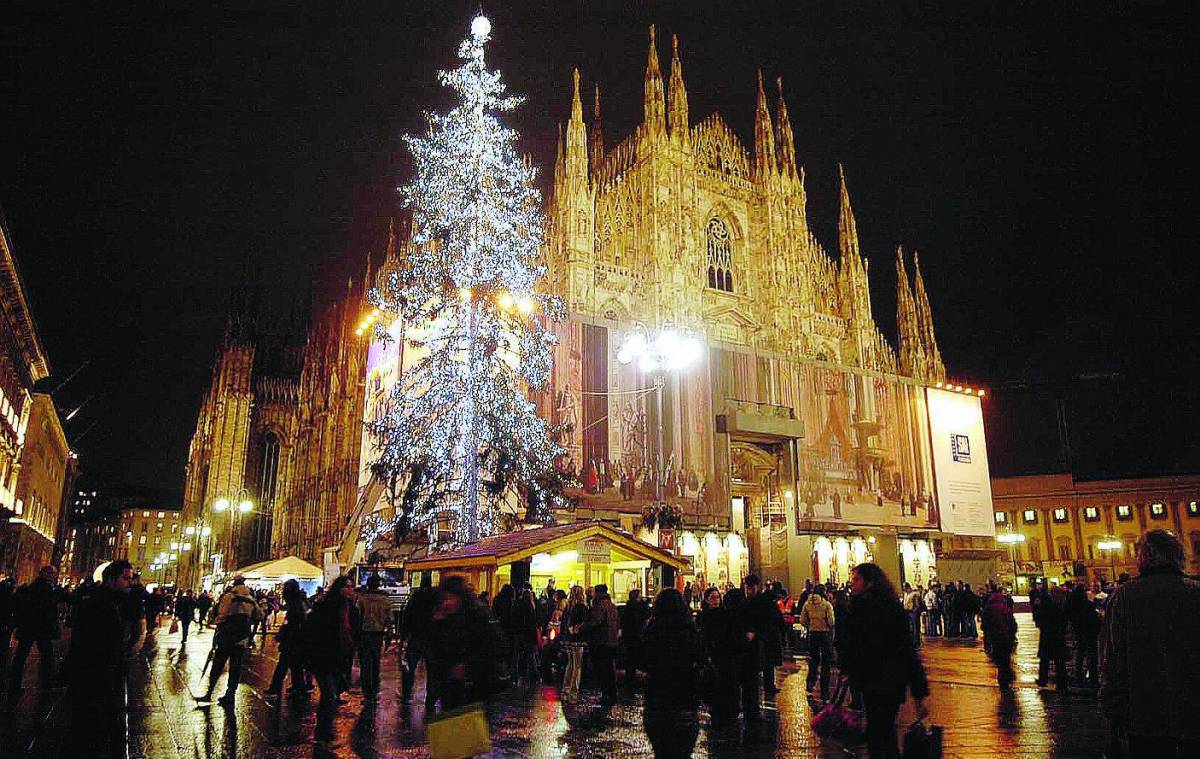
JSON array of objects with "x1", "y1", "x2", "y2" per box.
[
  {"x1": 63, "y1": 559, "x2": 132, "y2": 755},
  {"x1": 1100, "y1": 529, "x2": 1200, "y2": 758},
  {"x1": 743, "y1": 574, "x2": 784, "y2": 695},
  {"x1": 581, "y1": 583, "x2": 620, "y2": 707},
  {"x1": 618, "y1": 589, "x2": 650, "y2": 687},
  {"x1": 427, "y1": 577, "x2": 500, "y2": 712},
  {"x1": 174, "y1": 590, "x2": 197, "y2": 643},
  {"x1": 400, "y1": 573, "x2": 437, "y2": 704},
  {"x1": 1032, "y1": 583, "x2": 1070, "y2": 695},
  {"x1": 1067, "y1": 583, "x2": 1100, "y2": 687},
  {"x1": 7, "y1": 565, "x2": 61, "y2": 695},
  {"x1": 195, "y1": 590, "x2": 213, "y2": 628}
]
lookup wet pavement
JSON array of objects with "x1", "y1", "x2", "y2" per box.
[{"x1": 2, "y1": 613, "x2": 1109, "y2": 758}]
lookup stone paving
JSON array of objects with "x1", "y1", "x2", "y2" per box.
[{"x1": 1, "y1": 613, "x2": 1110, "y2": 758}]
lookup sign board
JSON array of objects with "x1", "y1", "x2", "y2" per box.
[
  {"x1": 578, "y1": 537, "x2": 611, "y2": 564},
  {"x1": 926, "y1": 388, "x2": 996, "y2": 537}
]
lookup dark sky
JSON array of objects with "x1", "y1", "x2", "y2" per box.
[{"x1": 2, "y1": 1, "x2": 1196, "y2": 499}]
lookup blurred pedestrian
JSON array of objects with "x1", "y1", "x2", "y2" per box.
[
  {"x1": 62, "y1": 560, "x2": 132, "y2": 757},
  {"x1": 174, "y1": 590, "x2": 196, "y2": 643},
  {"x1": 619, "y1": 588, "x2": 650, "y2": 687},
  {"x1": 1032, "y1": 582, "x2": 1070, "y2": 695},
  {"x1": 427, "y1": 576, "x2": 499, "y2": 711},
  {"x1": 836, "y1": 563, "x2": 929, "y2": 759},
  {"x1": 798, "y1": 583, "x2": 835, "y2": 699},
  {"x1": 1068, "y1": 582, "x2": 1100, "y2": 687},
  {"x1": 724, "y1": 587, "x2": 762, "y2": 723},
  {"x1": 510, "y1": 585, "x2": 539, "y2": 690},
  {"x1": 981, "y1": 586, "x2": 1017, "y2": 688},
  {"x1": 195, "y1": 590, "x2": 213, "y2": 629},
  {"x1": 266, "y1": 579, "x2": 309, "y2": 699},
  {"x1": 143, "y1": 586, "x2": 165, "y2": 638},
  {"x1": 306, "y1": 575, "x2": 356, "y2": 749},
  {"x1": 6, "y1": 565, "x2": 61, "y2": 695},
  {"x1": 902, "y1": 583, "x2": 922, "y2": 649},
  {"x1": 744, "y1": 574, "x2": 784, "y2": 696},
  {"x1": 697, "y1": 587, "x2": 737, "y2": 728},
  {"x1": 400, "y1": 573, "x2": 436, "y2": 704},
  {"x1": 1100, "y1": 529, "x2": 1200, "y2": 758},
  {"x1": 201, "y1": 576, "x2": 259, "y2": 706},
  {"x1": 357, "y1": 574, "x2": 391, "y2": 702},
  {"x1": 642, "y1": 589, "x2": 703, "y2": 759},
  {"x1": 580, "y1": 583, "x2": 620, "y2": 707},
  {"x1": 924, "y1": 584, "x2": 941, "y2": 636}
]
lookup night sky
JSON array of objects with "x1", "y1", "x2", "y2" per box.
[{"x1": 2, "y1": 2, "x2": 1196, "y2": 500}]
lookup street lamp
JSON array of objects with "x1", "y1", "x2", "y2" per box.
[
  {"x1": 617, "y1": 325, "x2": 704, "y2": 501},
  {"x1": 997, "y1": 532, "x2": 1026, "y2": 589},
  {"x1": 212, "y1": 490, "x2": 254, "y2": 583},
  {"x1": 1097, "y1": 539, "x2": 1122, "y2": 582}
]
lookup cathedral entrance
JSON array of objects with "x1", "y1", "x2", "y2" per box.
[{"x1": 730, "y1": 441, "x2": 790, "y2": 581}]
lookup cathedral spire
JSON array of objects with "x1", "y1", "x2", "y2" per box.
[
  {"x1": 838, "y1": 164, "x2": 861, "y2": 263},
  {"x1": 565, "y1": 68, "x2": 588, "y2": 181},
  {"x1": 895, "y1": 246, "x2": 924, "y2": 375},
  {"x1": 553, "y1": 121, "x2": 564, "y2": 192},
  {"x1": 668, "y1": 34, "x2": 689, "y2": 144},
  {"x1": 642, "y1": 24, "x2": 666, "y2": 138},
  {"x1": 383, "y1": 217, "x2": 398, "y2": 265},
  {"x1": 589, "y1": 83, "x2": 604, "y2": 177},
  {"x1": 912, "y1": 252, "x2": 946, "y2": 380},
  {"x1": 754, "y1": 69, "x2": 776, "y2": 180},
  {"x1": 775, "y1": 77, "x2": 797, "y2": 178}
]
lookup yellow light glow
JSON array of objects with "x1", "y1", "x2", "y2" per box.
[
  {"x1": 238, "y1": 500, "x2": 253, "y2": 513},
  {"x1": 954, "y1": 385, "x2": 963, "y2": 392},
  {"x1": 498, "y1": 292, "x2": 514, "y2": 309},
  {"x1": 935, "y1": 382, "x2": 943, "y2": 388},
  {"x1": 517, "y1": 295, "x2": 535, "y2": 314},
  {"x1": 355, "y1": 328, "x2": 364, "y2": 336},
  {"x1": 460, "y1": 287, "x2": 472, "y2": 301},
  {"x1": 978, "y1": 389, "x2": 986, "y2": 397},
  {"x1": 213, "y1": 498, "x2": 230, "y2": 512}
]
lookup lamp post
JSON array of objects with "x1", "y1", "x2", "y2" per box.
[
  {"x1": 212, "y1": 491, "x2": 254, "y2": 582},
  {"x1": 997, "y1": 532, "x2": 1026, "y2": 589},
  {"x1": 616, "y1": 325, "x2": 703, "y2": 501},
  {"x1": 1097, "y1": 538, "x2": 1122, "y2": 582}
]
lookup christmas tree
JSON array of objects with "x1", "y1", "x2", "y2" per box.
[{"x1": 369, "y1": 14, "x2": 565, "y2": 547}]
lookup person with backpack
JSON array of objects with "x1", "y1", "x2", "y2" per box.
[{"x1": 199, "y1": 576, "x2": 260, "y2": 706}]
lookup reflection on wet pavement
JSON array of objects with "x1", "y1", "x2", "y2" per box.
[{"x1": 2, "y1": 613, "x2": 1108, "y2": 758}]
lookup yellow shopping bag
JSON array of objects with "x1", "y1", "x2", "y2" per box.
[{"x1": 427, "y1": 703, "x2": 491, "y2": 759}]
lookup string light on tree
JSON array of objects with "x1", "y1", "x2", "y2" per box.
[{"x1": 368, "y1": 13, "x2": 567, "y2": 548}]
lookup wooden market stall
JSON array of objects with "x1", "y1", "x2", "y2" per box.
[{"x1": 402, "y1": 522, "x2": 689, "y2": 600}]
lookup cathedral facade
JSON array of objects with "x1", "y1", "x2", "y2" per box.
[{"x1": 540, "y1": 27, "x2": 958, "y2": 590}]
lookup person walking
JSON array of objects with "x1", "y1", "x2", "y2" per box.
[
  {"x1": 357, "y1": 574, "x2": 392, "y2": 702},
  {"x1": 1068, "y1": 582, "x2": 1100, "y2": 687},
  {"x1": 399, "y1": 573, "x2": 437, "y2": 704},
  {"x1": 580, "y1": 583, "x2": 620, "y2": 708},
  {"x1": 835, "y1": 563, "x2": 930, "y2": 759},
  {"x1": 1100, "y1": 529, "x2": 1200, "y2": 758},
  {"x1": 306, "y1": 576, "x2": 356, "y2": 749},
  {"x1": 6, "y1": 565, "x2": 61, "y2": 696},
  {"x1": 924, "y1": 584, "x2": 942, "y2": 637},
  {"x1": 195, "y1": 590, "x2": 213, "y2": 629},
  {"x1": 174, "y1": 590, "x2": 197, "y2": 644},
  {"x1": 143, "y1": 586, "x2": 165, "y2": 639},
  {"x1": 1032, "y1": 583, "x2": 1070, "y2": 696},
  {"x1": 724, "y1": 587, "x2": 763, "y2": 723},
  {"x1": 642, "y1": 589, "x2": 704, "y2": 759},
  {"x1": 427, "y1": 576, "x2": 498, "y2": 712},
  {"x1": 200, "y1": 576, "x2": 259, "y2": 706},
  {"x1": 902, "y1": 583, "x2": 922, "y2": 649},
  {"x1": 958, "y1": 582, "x2": 980, "y2": 639},
  {"x1": 265, "y1": 579, "x2": 309, "y2": 699},
  {"x1": 697, "y1": 587, "x2": 737, "y2": 729},
  {"x1": 509, "y1": 585, "x2": 539, "y2": 690},
  {"x1": 981, "y1": 586, "x2": 1017, "y2": 687},
  {"x1": 744, "y1": 574, "x2": 784, "y2": 695},
  {"x1": 798, "y1": 583, "x2": 836, "y2": 700},
  {"x1": 61, "y1": 560, "x2": 132, "y2": 757},
  {"x1": 619, "y1": 588, "x2": 650, "y2": 688}
]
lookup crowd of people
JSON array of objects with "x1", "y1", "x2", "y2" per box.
[{"x1": 2, "y1": 528, "x2": 1197, "y2": 758}]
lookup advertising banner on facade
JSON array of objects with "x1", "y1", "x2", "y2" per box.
[{"x1": 926, "y1": 388, "x2": 995, "y2": 537}]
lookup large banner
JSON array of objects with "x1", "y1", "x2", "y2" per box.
[{"x1": 926, "y1": 388, "x2": 995, "y2": 537}]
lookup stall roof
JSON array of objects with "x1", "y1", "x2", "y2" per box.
[
  {"x1": 235, "y1": 555, "x2": 324, "y2": 580},
  {"x1": 404, "y1": 522, "x2": 688, "y2": 571}
]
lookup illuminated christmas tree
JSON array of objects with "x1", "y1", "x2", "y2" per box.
[{"x1": 369, "y1": 14, "x2": 565, "y2": 547}]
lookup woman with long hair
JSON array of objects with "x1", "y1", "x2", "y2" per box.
[
  {"x1": 835, "y1": 563, "x2": 930, "y2": 759},
  {"x1": 564, "y1": 584, "x2": 588, "y2": 639},
  {"x1": 642, "y1": 589, "x2": 703, "y2": 758},
  {"x1": 305, "y1": 575, "x2": 355, "y2": 749}
]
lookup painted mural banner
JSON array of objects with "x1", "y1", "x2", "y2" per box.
[{"x1": 926, "y1": 388, "x2": 996, "y2": 537}]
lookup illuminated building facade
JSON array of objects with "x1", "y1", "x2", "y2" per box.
[
  {"x1": 538, "y1": 27, "x2": 987, "y2": 591},
  {"x1": 992, "y1": 472, "x2": 1200, "y2": 585}
]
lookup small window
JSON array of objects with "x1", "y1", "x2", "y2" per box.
[
  {"x1": 143, "y1": 511, "x2": 150, "y2": 517},
  {"x1": 154, "y1": 536, "x2": 161, "y2": 545},
  {"x1": 1150, "y1": 502, "x2": 1168, "y2": 520},
  {"x1": 1116, "y1": 505, "x2": 1133, "y2": 521},
  {"x1": 1083, "y1": 506, "x2": 1100, "y2": 522},
  {"x1": 158, "y1": 511, "x2": 165, "y2": 518},
  {"x1": 1187, "y1": 500, "x2": 1198, "y2": 517},
  {"x1": 156, "y1": 522, "x2": 163, "y2": 532},
  {"x1": 1022, "y1": 509, "x2": 1038, "y2": 524},
  {"x1": 1053, "y1": 508, "x2": 1068, "y2": 523},
  {"x1": 994, "y1": 511, "x2": 1008, "y2": 525}
]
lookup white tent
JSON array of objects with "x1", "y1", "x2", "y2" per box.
[{"x1": 234, "y1": 556, "x2": 324, "y2": 587}]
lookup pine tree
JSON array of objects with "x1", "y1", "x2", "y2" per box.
[{"x1": 369, "y1": 15, "x2": 565, "y2": 547}]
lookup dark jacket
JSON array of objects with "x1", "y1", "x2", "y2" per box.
[
  {"x1": 1033, "y1": 588, "x2": 1070, "y2": 659},
  {"x1": 428, "y1": 596, "x2": 501, "y2": 702},
  {"x1": 1067, "y1": 585, "x2": 1101, "y2": 638},
  {"x1": 402, "y1": 586, "x2": 437, "y2": 642},
  {"x1": 304, "y1": 596, "x2": 354, "y2": 675},
  {"x1": 642, "y1": 615, "x2": 704, "y2": 710},
  {"x1": 582, "y1": 592, "x2": 620, "y2": 649},
  {"x1": 619, "y1": 598, "x2": 651, "y2": 644},
  {"x1": 509, "y1": 596, "x2": 538, "y2": 645},
  {"x1": 13, "y1": 577, "x2": 61, "y2": 640},
  {"x1": 64, "y1": 586, "x2": 127, "y2": 689},
  {"x1": 744, "y1": 590, "x2": 784, "y2": 666},
  {"x1": 174, "y1": 595, "x2": 196, "y2": 622},
  {"x1": 980, "y1": 591, "x2": 1017, "y2": 650},
  {"x1": 835, "y1": 590, "x2": 929, "y2": 704},
  {"x1": 1100, "y1": 568, "x2": 1200, "y2": 741},
  {"x1": 276, "y1": 596, "x2": 307, "y2": 652}
]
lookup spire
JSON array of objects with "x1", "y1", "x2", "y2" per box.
[
  {"x1": 912, "y1": 252, "x2": 946, "y2": 380},
  {"x1": 642, "y1": 24, "x2": 666, "y2": 137},
  {"x1": 589, "y1": 84, "x2": 604, "y2": 176},
  {"x1": 775, "y1": 77, "x2": 797, "y2": 177},
  {"x1": 383, "y1": 217, "x2": 399, "y2": 265},
  {"x1": 553, "y1": 121, "x2": 564, "y2": 191},
  {"x1": 754, "y1": 69, "x2": 776, "y2": 179},
  {"x1": 668, "y1": 34, "x2": 689, "y2": 143},
  {"x1": 837, "y1": 164, "x2": 860, "y2": 263},
  {"x1": 565, "y1": 68, "x2": 588, "y2": 181},
  {"x1": 895, "y1": 246, "x2": 924, "y2": 375}
]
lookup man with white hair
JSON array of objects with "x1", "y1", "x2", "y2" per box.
[{"x1": 1099, "y1": 529, "x2": 1200, "y2": 758}]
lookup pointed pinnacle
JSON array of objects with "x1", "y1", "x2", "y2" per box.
[
  {"x1": 594, "y1": 83, "x2": 601, "y2": 120},
  {"x1": 570, "y1": 67, "x2": 583, "y2": 122}
]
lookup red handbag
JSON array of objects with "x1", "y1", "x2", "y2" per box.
[{"x1": 811, "y1": 680, "x2": 866, "y2": 743}]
